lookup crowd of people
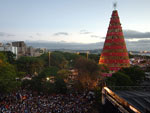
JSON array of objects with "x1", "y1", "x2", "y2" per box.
[{"x1": 0, "y1": 90, "x2": 95, "y2": 113}]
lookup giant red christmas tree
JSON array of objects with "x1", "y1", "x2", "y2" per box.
[{"x1": 99, "y1": 10, "x2": 130, "y2": 71}]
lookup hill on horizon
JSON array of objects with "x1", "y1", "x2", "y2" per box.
[{"x1": 25, "y1": 40, "x2": 150, "y2": 51}]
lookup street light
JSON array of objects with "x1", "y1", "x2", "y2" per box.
[
  {"x1": 46, "y1": 77, "x2": 50, "y2": 81},
  {"x1": 87, "y1": 51, "x2": 89, "y2": 60},
  {"x1": 48, "y1": 51, "x2": 51, "y2": 67},
  {"x1": 76, "y1": 52, "x2": 80, "y2": 55}
]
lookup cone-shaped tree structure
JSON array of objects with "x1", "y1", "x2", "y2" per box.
[{"x1": 99, "y1": 10, "x2": 130, "y2": 71}]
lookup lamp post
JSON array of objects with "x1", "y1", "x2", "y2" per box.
[
  {"x1": 48, "y1": 51, "x2": 51, "y2": 67},
  {"x1": 76, "y1": 52, "x2": 80, "y2": 55},
  {"x1": 87, "y1": 51, "x2": 89, "y2": 60}
]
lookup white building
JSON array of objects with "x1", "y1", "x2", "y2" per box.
[
  {"x1": 0, "y1": 43, "x2": 18, "y2": 59},
  {"x1": 0, "y1": 47, "x2": 4, "y2": 51}
]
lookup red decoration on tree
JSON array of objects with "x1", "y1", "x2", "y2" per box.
[{"x1": 99, "y1": 10, "x2": 130, "y2": 71}]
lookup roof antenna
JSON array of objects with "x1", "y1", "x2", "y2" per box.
[{"x1": 113, "y1": 1, "x2": 117, "y2": 10}]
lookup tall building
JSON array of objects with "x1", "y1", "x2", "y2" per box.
[
  {"x1": 12, "y1": 41, "x2": 27, "y2": 57},
  {"x1": 33, "y1": 48, "x2": 46, "y2": 57},
  {"x1": 26, "y1": 46, "x2": 34, "y2": 56},
  {"x1": 99, "y1": 10, "x2": 130, "y2": 71}
]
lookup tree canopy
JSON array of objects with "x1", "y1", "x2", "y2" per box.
[
  {"x1": 119, "y1": 66, "x2": 145, "y2": 85},
  {"x1": 74, "y1": 57, "x2": 102, "y2": 90},
  {"x1": 38, "y1": 66, "x2": 59, "y2": 79},
  {"x1": 0, "y1": 53, "x2": 20, "y2": 93},
  {"x1": 39, "y1": 52, "x2": 68, "y2": 69},
  {"x1": 0, "y1": 51, "x2": 16, "y2": 64},
  {"x1": 16, "y1": 56, "x2": 44, "y2": 75},
  {"x1": 106, "y1": 72, "x2": 132, "y2": 86},
  {"x1": 106, "y1": 66, "x2": 145, "y2": 87}
]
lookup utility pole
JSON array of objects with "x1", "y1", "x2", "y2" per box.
[
  {"x1": 48, "y1": 51, "x2": 51, "y2": 67},
  {"x1": 87, "y1": 51, "x2": 89, "y2": 60}
]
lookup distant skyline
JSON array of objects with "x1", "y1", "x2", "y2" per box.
[{"x1": 0, "y1": 0, "x2": 150, "y2": 46}]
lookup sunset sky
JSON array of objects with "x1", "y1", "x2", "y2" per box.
[{"x1": 0, "y1": 0, "x2": 150, "y2": 44}]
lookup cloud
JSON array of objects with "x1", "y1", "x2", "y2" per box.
[
  {"x1": 0, "y1": 32, "x2": 15, "y2": 37},
  {"x1": 7, "y1": 34, "x2": 15, "y2": 37},
  {"x1": 123, "y1": 30, "x2": 150, "y2": 39},
  {"x1": 36, "y1": 33, "x2": 42, "y2": 36},
  {"x1": 54, "y1": 32, "x2": 69, "y2": 36},
  {"x1": 0, "y1": 32, "x2": 5, "y2": 36},
  {"x1": 80, "y1": 30, "x2": 91, "y2": 34},
  {"x1": 90, "y1": 35, "x2": 101, "y2": 38},
  {"x1": 29, "y1": 36, "x2": 33, "y2": 39}
]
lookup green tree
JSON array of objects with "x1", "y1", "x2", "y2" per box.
[
  {"x1": 17, "y1": 71, "x2": 26, "y2": 78},
  {"x1": 106, "y1": 72, "x2": 132, "y2": 86},
  {"x1": 40, "y1": 52, "x2": 68, "y2": 69},
  {"x1": 62, "y1": 52, "x2": 79, "y2": 68},
  {"x1": 54, "y1": 77, "x2": 67, "y2": 94},
  {"x1": 0, "y1": 51, "x2": 16, "y2": 64},
  {"x1": 75, "y1": 57, "x2": 102, "y2": 90},
  {"x1": 0, "y1": 54, "x2": 20, "y2": 93},
  {"x1": 120, "y1": 66, "x2": 145, "y2": 85},
  {"x1": 0, "y1": 52, "x2": 7, "y2": 63},
  {"x1": 16, "y1": 56, "x2": 44, "y2": 75},
  {"x1": 30, "y1": 77, "x2": 42, "y2": 92},
  {"x1": 42, "y1": 82, "x2": 55, "y2": 94},
  {"x1": 24, "y1": 66, "x2": 59, "y2": 94},
  {"x1": 77, "y1": 52, "x2": 99, "y2": 63},
  {"x1": 57, "y1": 69, "x2": 71, "y2": 79},
  {"x1": 38, "y1": 66, "x2": 59, "y2": 79},
  {"x1": 89, "y1": 54, "x2": 100, "y2": 63}
]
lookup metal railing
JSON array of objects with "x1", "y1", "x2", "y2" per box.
[
  {"x1": 102, "y1": 86, "x2": 141, "y2": 113},
  {"x1": 108, "y1": 86, "x2": 150, "y2": 91}
]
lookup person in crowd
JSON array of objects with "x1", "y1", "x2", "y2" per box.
[{"x1": 0, "y1": 90, "x2": 95, "y2": 113}]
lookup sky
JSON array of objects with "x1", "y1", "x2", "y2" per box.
[{"x1": 0, "y1": 0, "x2": 150, "y2": 44}]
